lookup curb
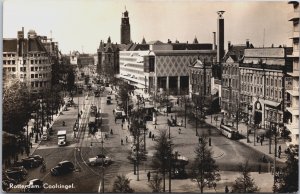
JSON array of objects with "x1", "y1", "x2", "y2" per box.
[{"x1": 30, "y1": 105, "x2": 66, "y2": 155}]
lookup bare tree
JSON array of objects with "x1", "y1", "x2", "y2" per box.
[
  {"x1": 232, "y1": 160, "x2": 259, "y2": 193},
  {"x1": 190, "y1": 134, "x2": 220, "y2": 193}
]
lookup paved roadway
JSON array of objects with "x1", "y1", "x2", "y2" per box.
[{"x1": 16, "y1": 87, "x2": 282, "y2": 193}]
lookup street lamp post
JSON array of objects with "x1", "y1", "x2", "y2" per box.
[{"x1": 195, "y1": 106, "x2": 199, "y2": 136}]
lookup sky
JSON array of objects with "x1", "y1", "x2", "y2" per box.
[{"x1": 3, "y1": 0, "x2": 293, "y2": 54}]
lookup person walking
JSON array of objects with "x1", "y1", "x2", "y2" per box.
[
  {"x1": 152, "y1": 134, "x2": 155, "y2": 141},
  {"x1": 147, "y1": 171, "x2": 151, "y2": 182},
  {"x1": 178, "y1": 128, "x2": 181, "y2": 134},
  {"x1": 126, "y1": 136, "x2": 128, "y2": 143},
  {"x1": 225, "y1": 185, "x2": 229, "y2": 193},
  {"x1": 110, "y1": 129, "x2": 113, "y2": 135},
  {"x1": 260, "y1": 138, "x2": 263, "y2": 146},
  {"x1": 121, "y1": 139, "x2": 123, "y2": 145},
  {"x1": 256, "y1": 136, "x2": 259, "y2": 143},
  {"x1": 258, "y1": 164, "x2": 261, "y2": 174},
  {"x1": 278, "y1": 148, "x2": 281, "y2": 158}
]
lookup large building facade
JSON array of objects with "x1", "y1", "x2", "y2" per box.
[
  {"x1": 3, "y1": 28, "x2": 53, "y2": 93},
  {"x1": 239, "y1": 47, "x2": 293, "y2": 131},
  {"x1": 221, "y1": 41, "x2": 253, "y2": 123},
  {"x1": 119, "y1": 42, "x2": 216, "y2": 96},
  {"x1": 285, "y1": 1, "x2": 299, "y2": 146}
]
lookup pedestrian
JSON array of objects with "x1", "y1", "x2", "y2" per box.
[
  {"x1": 152, "y1": 134, "x2": 155, "y2": 141},
  {"x1": 63, "y1": 121, "x2": 65, "y2": 126},
  {"x1": 149, "y1": 131, "x2": 152, "y2": 138},
  {"x1": 121, "y1": 139, "x2": 123, "y2": 145},
  {"x1": 127, "y1": 125, "x2": 130, "y2": 130},
  {"x1": 262, "y1": 134, "x2": 265, "y2": 141},
  {"x1": 113, "y1": 109, "x2": 115, "y2": 115},
  {"x1": 121, "y1": 123, "x2": 123, "y2": 129},
  {"x1": 126, "y1": 136, "x2": 128, "y2": 143},
  {"x1": 258, "y1": 164, "x2": 261, "y2": 174},
  {"x1": 110, "y1": 129, "x2": 113, "y2": 135},
  {"x1": 260, "y1": 138, "x2": 263, "y2": 146},
  {"x1": 198, "y1": 137, "x2": 202, "y2": 143},
  {"x1": 178, "y1": 128, "x2": 181, "y2": 134},
  {"x1": 225, "y1": 185, "x2": 229, "y2": 193},
  {"x1": 278, "y1": 149, "x2": 281, "y2": 158},
  {"x1": 209, "y1": 137, "x2": 211, "y2": 146},
  {"x1": 147, "y1": 171, "x2": 151, "y2": 182},
  {"x1": 256, "y1": 136, "x2": 259, "y2": 143},
  {"x1": 278, "y1": 145, "x2": 281, "y2": 153},
  {"x1": 30, "y1": 142, "x2": 33, "y2": 148}
]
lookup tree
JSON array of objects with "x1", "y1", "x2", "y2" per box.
[
  {"x1": 112, "y1": 175, "x2": 134, "y2": 193},
  {"x1": 148, "y1": 173, "x2": 163, "y2": 192},
  {"x1": 117, "y1": 81, "x2": 133, "y2": 113},
  {"x1": 66, "y1": 70, "x2": 75, "y2": 93},
  {"x1": 274, "y1": 151, "x2": 298, "y2": 192},
  {"x1": 231, "y1": 160, "x2": 259, "y2": 193},
  {"x1": 3, "y1": 79, "x2": 32, "y2": 134},
  {"x1": 190, "y1": 134, "x2": 220, "y2": 193},
  {"x1": 151, "y1": 130, "x2": 173, "y2": 192}
]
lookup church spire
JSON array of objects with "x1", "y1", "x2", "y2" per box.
[
  {"x1": 141, "y1": 36, "x2": 146, "y2": 44},
  {"x1": 193, "y1": 36, "x2": 198, "y2": 44}
]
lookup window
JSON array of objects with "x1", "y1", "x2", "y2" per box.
[
  {"x1": 23, "y1": 60, "x2": 26, "y2": 65},
  {"x1": 31, "y1": 82, "x2": 34, "y2": 87},
  {"x1": 12, "y1": 60, "x2": 15, "y2": 65},
  {"x1": 31, "y1": 67, "x2": 34, "y2": 71},
  {"x1": 31, "y1": 60, "x2": 33, "y2": 64},
  {"x1": 3, "y1": 60, "x2": 6, "y2": 65},
  {"x1": 31, "y1": 74, "x2": 34, "y2": 78},
  {"x1": 12, "y1": 67, "x2": 16, "y2": 72},
  {"x1": 35, "y1": 74, "x2": 38, "y2": 78},
  {"x1": 35, "y1": 82, "x2": 38, "y2": 87}
]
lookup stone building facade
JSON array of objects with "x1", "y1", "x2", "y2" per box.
[{"x1": 3, "y1": 28, "x2": 53, "y2": 93}]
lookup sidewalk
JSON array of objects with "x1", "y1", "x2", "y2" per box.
[
  {"x1": 204, "y1": 114, "x2": 287, "y2": 163},
  {"x1": 127, "y1": 170, "x2": 274, "y2": 193}
]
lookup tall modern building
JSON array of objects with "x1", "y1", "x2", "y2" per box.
[
  {"x1": 285, "y1": 1, "x2": 299, "y2": 147},
  {"x1": 121, "y1": 9, "x2": 131, "y2": 44}
]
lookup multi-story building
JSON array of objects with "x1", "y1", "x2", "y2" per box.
[
  {"x1": 3, "y1": 28, "x2": 52, "y2": 93},
  {"x1": 239, "y1": 47, "x2": 293, "y2": 131},
  {"x1": 119, "y1": 42, "x2": 216, "y2": 95},
  {"x1": 221, "y1": 40, "x2": 253, "y2": 123},
  {"x1": 285, "y1": 1, "x2": 299, "y2": 146}
]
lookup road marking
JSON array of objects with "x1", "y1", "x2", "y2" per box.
[{"x1": 98, "y1": 181, "x2": 102, "y2": 193}]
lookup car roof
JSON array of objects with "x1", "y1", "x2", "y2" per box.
[{"x1": 59, "y1": 161, "x2": 73, "y2": 165}]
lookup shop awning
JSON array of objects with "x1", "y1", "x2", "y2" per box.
[{"x1": 264, "y1": 100, "x2": 281, "y2": 108}]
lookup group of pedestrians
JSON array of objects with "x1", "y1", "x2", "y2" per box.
[{"x1": 256, "y1": 134, "x2": 265, "y2": 146}]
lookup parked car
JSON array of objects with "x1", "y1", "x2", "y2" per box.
[
  {"x1": 28, "y1": 155, "x2": 44, "y2": 165},
  {"x1": 50, "y1": 161, "x2": 75, "y2": 176},
  {"x1": 14, "y1": 158, "x2": 40, "y2": 169},
  {"x1": 24, "y1": 179, "x2": 44, "y2": 193},
  {"x1": 5, "y1": 168, "x2": 27, "y2": 182},
  {"x1": 88, "y1": 154, "x2": 112, "y2": 166},
  {"x1": 2, "y1": 172, "x2": 18, "y2": 191}
]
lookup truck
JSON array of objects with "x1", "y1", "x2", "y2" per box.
[{"x1": 57, "y1": 130, "x2": 67, "y2": 146}]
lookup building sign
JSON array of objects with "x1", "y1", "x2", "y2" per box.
[{"x1": 285, "y1": 77, "x2": 293, "y2": 90}]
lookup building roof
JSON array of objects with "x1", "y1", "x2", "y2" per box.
[
  {"x1": 224, "y1": 44, "x2": 249, "y2": 62},
  {"x1": 126, "y1": 43, "x2": 150, "y2": 51},
  {"x1": 3, "y1": 39, "x2": 18, "y2": 52},
  {"x1": 172, "y1": 43, "x2": 213, "y2": 50}
]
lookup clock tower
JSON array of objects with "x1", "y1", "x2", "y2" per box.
[{"x1": 121, "y1": 9, "x2": 131, "y2": 44}]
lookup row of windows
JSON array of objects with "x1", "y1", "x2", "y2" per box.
[
  {"x1": 223, "y1": 66, "x2": 239, "y2": 76},
  {"x1": 3, "y1": 60, "x2": 16, "y2": 65},
  {"x1": 223, "y1": 78, "x2": 239, "y2": 89},
  {"x1": 121, "y1": 62, "x2": 143, "y2": 69},
  {"x1": 241, "y1": 84, "x2": 282, "y2": 100},
  {"x1": 30, "y1": 73, "x2": 50, "y2": 79},
  {"x1": 241, "y1": 74, "x2": 282, "y2": 88},
  {"x1": 4, "y1": 67, "x2": 16, "y2": 72},
  {"x1": 3, "y1": 53, "x2": 16, "y2": 57},
  {"x1": 31, "y1": 81, "x2": 49, "y2": 88},
  {"x1": 120, "y1": 67, "x2": 144, "y2": 75},
  {"x1": 30, "y1": 66, "x2": 51, "y2": 71}
]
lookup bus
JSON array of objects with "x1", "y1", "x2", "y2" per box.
[{"x1": 219, "y1": 124, "x2": 239, "y2": 139}]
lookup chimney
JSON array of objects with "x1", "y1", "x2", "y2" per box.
[
  {"x1": 228, "y1": 41, "x2": 231, "y2": 51},
  {"x1": 213, "y1": 32, "x2": 216, "y2": 50},
  {"x1": 217, "y1": 11, "x2": 225, "y2": 63},
  {"x1": 246, "y1": 39, "x2": 250, "y2": 48}
]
